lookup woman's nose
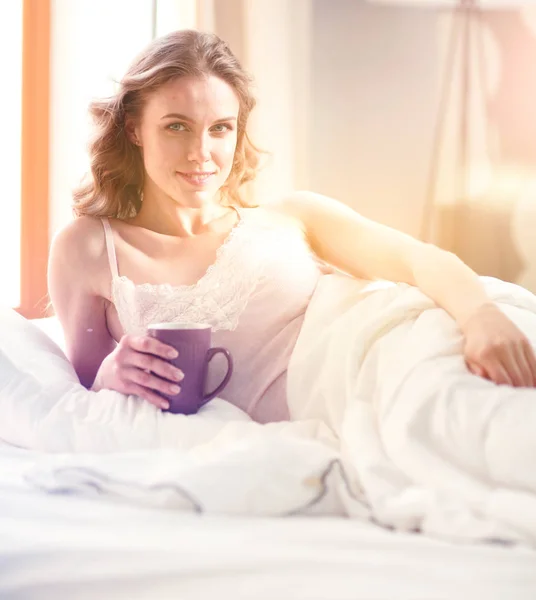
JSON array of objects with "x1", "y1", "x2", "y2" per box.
[{"x1": 187, "y1": 133, "x2": 211, "y2": 164}]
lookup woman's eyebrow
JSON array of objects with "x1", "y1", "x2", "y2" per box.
[{"x1": 160, "y1": 113, "x2": 237, "y2": 123}]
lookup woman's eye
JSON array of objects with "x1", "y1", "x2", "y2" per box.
[
  {"x1": 167, "y1": 122, "x2": 232, "y2": 134},
  {"x1": 212, "y1": 124, "x2": 231, "y2": 133},
  {"x1": 168, "y1": 123, "x2": 187, "y2": 132}
]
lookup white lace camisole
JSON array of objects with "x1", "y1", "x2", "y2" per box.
[{"x1": 100, "y1": 209, "x2": 322, "y2": 423}]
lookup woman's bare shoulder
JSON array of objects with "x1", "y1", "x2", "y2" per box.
[
  {"x1": 49, "y1": 216, "x2": 109, "y2": 295},
  {"x1": 51, "y1": 216, "x2": 107, "y2": 257},
  {"x1": 247, "y1": 198, "x2": 307, "y2": 233},
  {"x1": 257, "y1": 190, "x2": 348, "y2": 232}
]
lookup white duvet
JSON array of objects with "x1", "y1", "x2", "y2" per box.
[{"x1": 2, "y1": 274, "x2": 536, "y2": 546}]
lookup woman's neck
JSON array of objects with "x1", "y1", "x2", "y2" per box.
[{"x1": 128, "y1": 194, "x2": 236, "y2": 238}]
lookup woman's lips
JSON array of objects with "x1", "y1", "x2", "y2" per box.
[{"x1": 177, "y1": 172, "x2": 215, "y2": 186}]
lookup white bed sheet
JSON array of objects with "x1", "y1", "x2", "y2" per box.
[{"x1": 1, "y1": 442, "x2": 536, "y2": 600}]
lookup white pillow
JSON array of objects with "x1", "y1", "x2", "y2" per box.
[
  {"x1": 1, "y1": 307, "x2": 78, "y2": 386},
  {"x1": 0, "y1": 306, "x2": 81, "y2": 448},
  {"x1": 31, "y1": 316, "x2": 66, "y2": 352}
]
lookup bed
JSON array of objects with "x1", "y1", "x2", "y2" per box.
[
  {"x1": 1, "y1": 274, "x2": 536, "y2": 599},
  {"x1": 1, "y1": 438, "x2": 536, "y2": 600}
]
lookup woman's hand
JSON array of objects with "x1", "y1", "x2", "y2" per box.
[
  {"x1": 91, "y1": 335, "x2": 184, "y2": 409},
  {"x1": 462, "y1": 303, "x2": 536, "y2": 387}
]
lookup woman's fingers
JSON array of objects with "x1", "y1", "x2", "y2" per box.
[
  {"x1": 482, "y1": 359, "x2": 514, "y2": 387},
  {"x1": 117, "y1": 334, "x2": 184, "y2": 383},
  {"x1": 467, "y1": 360, "x2": 487, "y2": 379},
  {"x1": 126, "y1": 349, "x2": 184, "y2": 383},
  {"x1": 120, "y1": 379, "x2": 171, "y2": 409},
  {"x1": 499, "y1": 347, "x2": 526, "y2": 387},
  {"x1": 510, "y1": 343, "x2": 534, "y2": 388},
  {"x1": 122, "y1": 367, "x2": 181, "y2": 397},
  {"x1": 469, "y1": 345, "x2": 536, "y2": 388},
  {"x1": 122, "y1": 334, "x2": 178, "y2": 360},
  {"x1": 522, "y1": 340, "x2": 536, "y2": 387},
  {"x1": 106, "y1": 335, "x2": 185, "y2": 409}
]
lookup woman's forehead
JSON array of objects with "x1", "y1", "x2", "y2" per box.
[{"x1": 144, "y1": 75, "x2": 240, "y2": 120}]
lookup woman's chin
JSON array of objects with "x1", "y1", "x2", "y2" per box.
[{"x1": 185, "y1": 186, "x2": 222, "y2": 204}]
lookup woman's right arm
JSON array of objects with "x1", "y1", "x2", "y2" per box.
[{"x1": 47, "y1": 217, "x2": 184, "y2": 409}]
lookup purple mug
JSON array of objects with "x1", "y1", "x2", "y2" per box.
[{"x1": 147, "y1": 322, "x2": 233, "y2": 415}]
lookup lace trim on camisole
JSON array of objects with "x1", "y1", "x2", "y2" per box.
[{"x1": 102, "y1": 212, "x2": 298, "y2": 335}]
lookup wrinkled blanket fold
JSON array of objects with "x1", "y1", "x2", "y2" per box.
[{"x1": 288, "y1": 275, "x2": 536, "y2": 545}]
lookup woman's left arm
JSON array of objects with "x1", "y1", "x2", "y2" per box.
[{"x1": 279, "y1": 191, "x2": 536, "y2": 388}]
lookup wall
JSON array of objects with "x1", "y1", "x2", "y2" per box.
[
  {"x1": 310, "y1": 0, "x2": 536, "y2": 289},
  {"x1": 242, "y1": 0, "x2": 312, "y2": 204},
  {"x1": 310, "y1": 0, "x2": 439, "y2": 236}
]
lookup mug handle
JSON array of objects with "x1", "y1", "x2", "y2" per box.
[{"x1": 202, "y1": 347, "x2": 233, "y2": 402}]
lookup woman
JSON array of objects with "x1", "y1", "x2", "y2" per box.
[{"x1": 48, "y1": 29, "x2": 536, "y2": 425}]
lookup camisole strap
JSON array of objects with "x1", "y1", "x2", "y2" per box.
[{"x1": 100, "y1": 217, "x2": 119, "y2": 279}]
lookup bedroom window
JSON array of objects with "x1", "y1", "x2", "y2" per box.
[
  {"x1": 3, "y1": 0, "x2": 51, "y2": 319},
  {"x1": 1, "y1": 1, "x2": 24, "y2": 309}
]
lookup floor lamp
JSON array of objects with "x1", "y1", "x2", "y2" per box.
[{"x1": 367, "y1": 0, "x2": 521, "y2": 242}]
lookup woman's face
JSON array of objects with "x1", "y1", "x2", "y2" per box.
[{"x1": 133, "y1": 75, "x2": 240, "y2": 208}]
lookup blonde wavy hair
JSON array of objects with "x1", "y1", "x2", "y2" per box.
[{"x1": 73, "y1": 30, "x2": 263, "y2": 218}]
